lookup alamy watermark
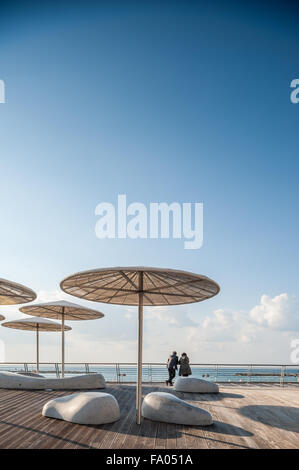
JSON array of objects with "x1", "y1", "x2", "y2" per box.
[
  {"x1": 290, "y1": 339, "x2": 299, "y2": 364},
  {"x1": 0, "y1": 340, "x2": 5, "y2": 362},
  {"x1": 95, "y1": 194, "x2": 203, "y2": 249},
  {"x1": 0, "y1": 80, "x2": 5, "y2": 103},
  {"x1": 290, "y1": 79, "x2": 299, "y2": 104}
]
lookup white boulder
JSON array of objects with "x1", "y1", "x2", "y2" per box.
[
  {"x1": 42, "y1": 392, "x2": 120, "y2": 425},
  {"x1": 0, "y1": 371, "x2": 106, "y2": 390},
  {"x1": 174, "y1": 377, "x2": 219, "y2": 393},
  {"x1": 141, "y1": 392, "x2": 213, "y2": 426}
]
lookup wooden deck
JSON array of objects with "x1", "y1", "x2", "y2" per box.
[{"x1": 0, "y1": 383, "x2": 298, "y2": 449}]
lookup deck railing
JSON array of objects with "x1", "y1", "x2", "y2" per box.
[{"x1": 0, "y1": 362, "x2": 298, "y2": 385}]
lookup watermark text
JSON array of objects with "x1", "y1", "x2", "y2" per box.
[
  {"x1": 290, "y1": 79, "x2": 299, "y2": 104},
  {"x1": 95, "y1": 195, "x2": 203, "y2": 250},
  {"x1": 0, "y1": 80, "x2": 5, "y2": 103},
  {"x1": 290, "y1": 339, "x2": 299, "y2": 364}
]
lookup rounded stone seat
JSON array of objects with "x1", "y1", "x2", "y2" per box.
[
  {"x1": 141, "y1": 392, "x2": 213, "y2": 426},
  {"x1": 42, "y1": 392, "x2": 120, "y2": 425},
  {"x1": 0, "y1": 371, "x2": 106, "y2": 390},
  {"x1": 174, "y1": 377, "x2": 219, "y2": 393}
]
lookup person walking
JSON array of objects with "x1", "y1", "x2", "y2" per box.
[
  {"x1": 166, "y1": 351, "x2": 179, "y2": 386},
  {"x1": 178, "y1": 352, "x2": 192, "y2": 377}
]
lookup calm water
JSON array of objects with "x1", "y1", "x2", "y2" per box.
[{"x1": 1, "y1": 364, "x2": 298, "y2": 383}]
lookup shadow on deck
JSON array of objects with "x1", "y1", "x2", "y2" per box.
[{"x1": 0, "y1": 383, "x2": 298, "y2": 449}]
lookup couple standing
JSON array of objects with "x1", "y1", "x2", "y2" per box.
[{"x1": 166, "y1": 351, "x2": 192, "y2": 386}]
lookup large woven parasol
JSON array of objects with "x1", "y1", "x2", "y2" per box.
[
  {"x1": 0, "y1": 315, "x2": 5, "y2": 321},
  {"x1": 60, "y1": 266, "x2": 220, "y2": 424},
  {"x1": 20, "y1": 300, "x2": 104, "y2": 377},
  {"x1": 0, "y1": 278, "x2": 36, "y2": 305},
  {"x1": 2, "y1": 317, "x2": 71, "y2": 374}
]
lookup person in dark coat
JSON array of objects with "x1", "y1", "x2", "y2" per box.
[
  {"x1": 166, "y1": 351, "x2": 179, "y2": 386},
  {"x1": 178, "y1": 352, "x2": 192, "y2": 377}
]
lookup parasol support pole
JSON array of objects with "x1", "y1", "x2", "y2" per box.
[
  {"x1": 137, "y1": 271, "x2": 143, "y2": 425},
  {"x1": 62, "y1": 308, "x2": 65, "y2": 378},
  {"x1": 36, "y1": 325, "x2": 39, "y2": 374}
]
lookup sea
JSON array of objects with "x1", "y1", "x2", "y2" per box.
[{"x1": 1, "y1": 364, "x2": 298, "y2": 384}]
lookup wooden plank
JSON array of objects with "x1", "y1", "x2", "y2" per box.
[
  {"x1": 0, "y1": 391, "x2": 63, "y2": 447},
  {"x1": 120, "y1": 385, "x2": 156, "y2": 449},
  {"x1": 110, "y1": 387, "x2": 142, "y2": 449},
  {"x1": 194, "y1": 392, "x2": 253, "y2": 449},
  {"x1": 133, "y1": 417, "x2": 158, "y2": 449},
  {"x1": 99, "y1": 386, "x2": 134, "y2": 449},
  {"x1": 155, "y1": 421, "x2": 168, "y2": 449},
  {"x1": 0, "y1": 384, "x2": 299, "y2": 449},
  {"x1": 166, "y1": 423, "x2": 177, "y2": 449},
  {"x1": 231, "y1": 386, "x2": 298, "y2": 449}
]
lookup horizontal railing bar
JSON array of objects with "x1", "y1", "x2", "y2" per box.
[
  {"x1": 1, "y1": 362, "x2": 298, "y2": 385},
  {"x1": 0, "y1": 362, "x2": 297, "y2": 366}
]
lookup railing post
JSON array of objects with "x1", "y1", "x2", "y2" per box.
[
  {"x1": 214, "y1": 364, "x2": 218, "y2": 383},
  {"x1": 24, "y1": 363, "x2": 28, "y2": 373},
  {"x1": 85, "y1": 363, "x2": 90, "y2": 374},
  {"x1": 247, "y1": 365, "x2": 252, "y2": 384},
  {"x1": 280, "y1": 365, "x2": 285, "y2": 387},
  {"x1": 55, "y1": 363, "x2": 60, "y2": 379}
]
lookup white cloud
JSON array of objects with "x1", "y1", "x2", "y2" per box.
[
  {"x1": 198, "y1": 308, "x2": 258, "y2": 343},
  {"x1": 250, "y1": 293, "x2": 299, "y2": 331},
  {"x1": 145, "y1": 305, "x2": 197, "y2": 327},
  {"x1": 36, "y1": 289, "x2": 69, "y2": 302},
  {"x1": 1, "y1": 290, "x2": 299, "y2": 363},
  {"x1": 65, "y1": 331, "x2": 138, "y2": 362}
]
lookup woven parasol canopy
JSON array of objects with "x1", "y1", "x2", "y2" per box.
[
  {"x1": 59, "y1": 267, "x2": 220, "y2": 306},
  {"x1": 20, "y1": 300, "x2": 104, "y2": 320},
  {"x1": 0, "y1": 315, "x2": 5, "y2": 321},
  {"x1": 2, "y1": 317, "x2": 71, "y2": 374},
  {"x1": 20, "y1": 300, "x2": 104, "y2": 377},
  {"x1": 60, "y1": 266, "x2": 220, "y2": 424},
  {"x1": 0, "y1": 278, "x2": 36, "y2": 305}
]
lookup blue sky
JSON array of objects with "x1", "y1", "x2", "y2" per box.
[{"x1": 0, "y1": 1, "x2": 299, "y2": 364}]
